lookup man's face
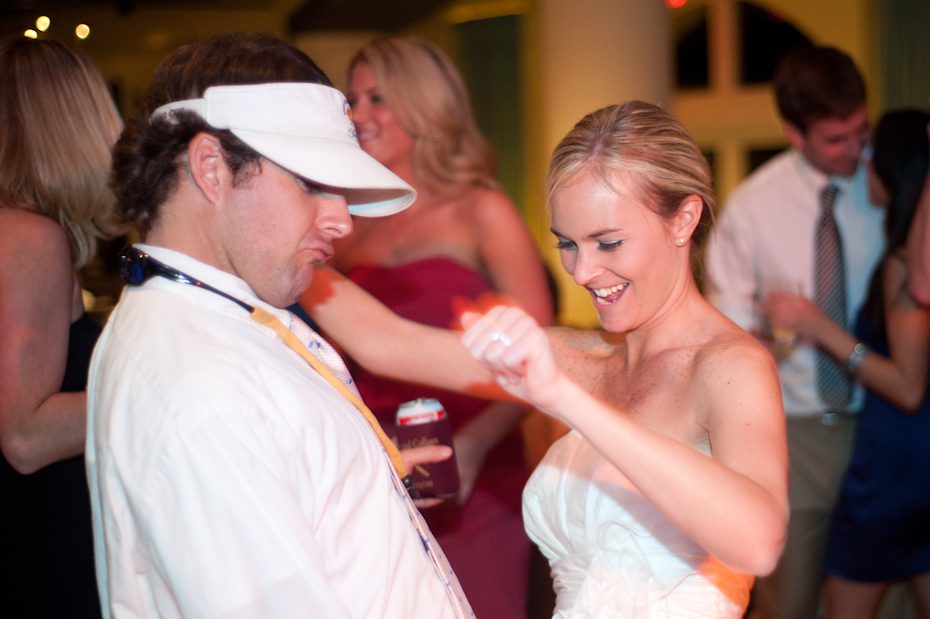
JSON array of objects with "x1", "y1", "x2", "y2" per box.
[
  {"x1": 220, "y1": 160, "x2": 353, "y2": 307},
  {"x1": 788, "y1": 105, "x2": 870, "y2": 178}
]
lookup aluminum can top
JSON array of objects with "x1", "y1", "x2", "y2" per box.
[{"x1": 396, "y1": 397, "x2": 447, "y2": 426}]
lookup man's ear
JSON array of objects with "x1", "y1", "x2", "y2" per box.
[
  {"x1": 187, "y1": 132, "x2": 226, "y2": 204},
  {"x1": 783, "y1": 121, "x2": 807, "y2": 151}
]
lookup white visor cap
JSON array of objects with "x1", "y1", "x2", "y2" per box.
[{"x1": 151, "y1": 82, "x2": 415, "y2": 217}]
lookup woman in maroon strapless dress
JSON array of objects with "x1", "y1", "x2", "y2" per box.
[{"x1": 312, "y1": 36, "x2": 554, "y2": 618}]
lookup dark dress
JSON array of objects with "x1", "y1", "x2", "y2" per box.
[
  {"x1": 1, "y1": 313, "x2": 103, "y2": 618},
  {"x1": 825, "y1": 308, "x2": 930, "y2": 582},
  {"x1": 344, "y1": 257, "x2": 532, "y2": 619}
]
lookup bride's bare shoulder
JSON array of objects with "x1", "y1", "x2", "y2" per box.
[{"x1": 695, "y1": 320, "x2": 777, "y2": 384}]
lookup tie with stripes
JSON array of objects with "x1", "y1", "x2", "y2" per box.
[{"x1": 813, "y1": 183, "x2": 851, "y2": 410}]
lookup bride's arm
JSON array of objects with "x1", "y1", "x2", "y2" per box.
[
  {"x1": 561, "y1": 360, "x2": 786, "y2": 575},
  {"x1": 300, "y1": 265, "x2": 505, "y2": 399},
  {"x1": 463, "y1": 306, "x2": 788, "y2": 575}
]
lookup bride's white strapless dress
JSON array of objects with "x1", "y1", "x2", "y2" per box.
[{"x1": 523, "y1": 431, "x2": 752, "y2": 618}]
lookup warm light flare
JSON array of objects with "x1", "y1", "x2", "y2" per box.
[
  {"x1": 36, "y1": 16, "x2": 50, "y2": 31},
  {"x1": 451, "y1": 291, "x2": 519, "y2": 332},
  {"x1": 24, "y1": 29, "x2": 38, "y2": 39},
  {"x1": 75, "y1": 23, "x2": 90, "y2": 39},
  {"x1": 666, "y1": 0, "x2": 687, "y2": 8}
]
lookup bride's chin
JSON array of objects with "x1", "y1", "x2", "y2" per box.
[{"x1": 597, "y1": 303, "x2": 641, "y2": 332}]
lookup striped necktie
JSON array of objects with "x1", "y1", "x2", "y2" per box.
[{"x1": 813, "y1": 183, "x2": 851, "y2": 409}]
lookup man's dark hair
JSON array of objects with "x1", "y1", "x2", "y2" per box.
[
  {"x1": 773, "y1": 45, "x2": 866, "y2": 134},
  {"x1": 111, "y1": 32, "x2": 333, "y2": 235}
]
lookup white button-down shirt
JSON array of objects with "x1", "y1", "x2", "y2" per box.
[
  {"x1": 705, "y1": 150, "x2": 886, "y2": 415},
  {"x1": 86, "y1": 245, "x2": 466, "y2": 618}
]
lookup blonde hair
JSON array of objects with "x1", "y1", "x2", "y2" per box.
[
  {"x1": 547, "y1": 101, "x2": 715, "y2": 249},
  {"x1": 350, "y1": 36, "x2": 497, "y2": 195},
  {"x1": 0, "y1": 37, "x2": 122, "y2": 268}
]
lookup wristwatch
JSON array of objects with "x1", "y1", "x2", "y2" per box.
[{"x1": 846, "y1": 342, "x2": 870, "y2": 375}]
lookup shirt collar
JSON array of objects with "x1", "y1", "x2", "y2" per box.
[
  {"x1": 133, "y1": 243, "x2": 294, "y2": 324},
  {"x1": 791, "y1": 148, "x2": 861, "y2": 193}
]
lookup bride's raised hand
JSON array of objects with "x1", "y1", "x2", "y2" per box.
[{"x1": 460, "y1": 306, "x2": 564, "y2": 410}]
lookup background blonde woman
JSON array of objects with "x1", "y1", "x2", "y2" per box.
[
  {"x1": 0, "y1": 36, "x2": 122, "y2": 617},
  {"x1": 302, "y1": 35, "x2": 553, "y2": 617}
]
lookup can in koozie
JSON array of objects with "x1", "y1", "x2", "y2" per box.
[{"x1": 394, "y1": 398, "x2": 460, "y2": 498}]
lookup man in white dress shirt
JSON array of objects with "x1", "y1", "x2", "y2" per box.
[
  {"x1": 704, "y1": 46, "x2": 884, "y2": 619},
  {"x1": 86, "y1": 33, "x2": 472, "y2": 619}
]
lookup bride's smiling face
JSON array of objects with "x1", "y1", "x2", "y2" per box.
[{"x1": 550, "y1": 172, "x2": 687, "y2": 334}]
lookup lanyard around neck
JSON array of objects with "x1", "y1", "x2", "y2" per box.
[
  {"x1": 118, "y1": 247, "x2": 418, "y2": 498},
  {"x1": 249, "y1": 306, "x2": 417, "y2": 495}
]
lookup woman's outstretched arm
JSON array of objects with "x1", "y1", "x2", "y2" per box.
[{"x1": 300, "y1": 265, "x2": 506, "y2": 400}]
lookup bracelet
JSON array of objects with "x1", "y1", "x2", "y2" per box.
[{"x1": 846, "y1": 342, "x2": 870, "y2": 375}]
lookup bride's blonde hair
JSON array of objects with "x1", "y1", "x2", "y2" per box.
[{"x1": 548, "y1": 100, "x2": 715, "y2": 250}]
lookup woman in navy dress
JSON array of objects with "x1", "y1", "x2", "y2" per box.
[{"x1": 765, "y1": 109, "x2": 930, "y2": 618}]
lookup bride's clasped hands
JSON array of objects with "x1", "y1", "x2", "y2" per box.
[{"x1": 460, "y1": 306, "x2": 565, "y2": 412}]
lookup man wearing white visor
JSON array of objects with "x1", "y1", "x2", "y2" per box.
[{"x1": 86, "y1": 33, "x2": 473, "y2": 618}]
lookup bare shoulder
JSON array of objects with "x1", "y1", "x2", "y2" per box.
[
  {"x1": 467, "y1": 186, "x2": 540, "y2": 259},
  {"x1": 0, "y1": 207, "x2": 66, "y2": 238},
  {"x1": 691, "y1": 321, "x2": 781, "y2": 421},
  {"x1": 0, "y1": 208, "x2": 74, "y2": 327},
  {"x1": 0, "y1": 208, "x2": 70, "y2": 265},
  {"x1": 694, "y1": 321, "x2": 775, "y2": 383},
  {"x1": 468, "y1": 186, "x2": 520, "y2": 223}
]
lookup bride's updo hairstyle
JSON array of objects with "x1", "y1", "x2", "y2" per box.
[{"x1": 546, "y1": 100, "x2": 715, "y2": 253}]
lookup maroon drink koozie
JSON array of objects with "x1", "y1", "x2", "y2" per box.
[{"x1": 394, "y1": 398, "x2": 460, "y2": 498}]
